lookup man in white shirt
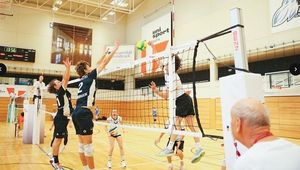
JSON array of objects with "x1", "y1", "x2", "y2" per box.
[
  {"x1": 32, "y1": 75, "x2": 46, "y2": 103},
  {"x1": 231, "y1": 98, "x2": 300, "y2": 170}
]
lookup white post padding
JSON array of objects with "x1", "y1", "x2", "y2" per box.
[
  {"x1": 23, "y1": 102, "x2": 45, "y2": 144},
  {"x1": 220, "y1": 72, "x2": 264, "y2": 170}
]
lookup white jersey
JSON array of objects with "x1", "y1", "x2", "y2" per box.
[
  {"x1": 33, "y1": 81, "x2": 46, "y2": 96},
  {"x1": 164, "y1": 73, "x2": 185, "y2": 98},
  {"x1": 107, "y1": 116, "x2": 122, "y2": 136},
  {"x1": 234, "y1": 139, "x2": 300, "y2": 170}
]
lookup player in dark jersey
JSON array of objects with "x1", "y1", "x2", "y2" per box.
[
  {"x1": 72, "y1": 41, "x2": 120, "y2": 170},
  {"x1": 47, "y1": 58, "x2": 71, "y2": 170}
]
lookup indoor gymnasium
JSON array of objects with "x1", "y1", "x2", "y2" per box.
[{"x1": 0, "y1": 0, "x2": 300, "y2": 170}]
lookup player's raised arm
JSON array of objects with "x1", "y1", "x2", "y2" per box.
[
  {"x1": 97, "y1": 41, "x2": 120, "y2": 73},
  {"x1": 62, "y1": 58, "x2": 71, "y2": 89},
  {"x1": 150, "y1": 81, "x2": 168, "y2": 100}
]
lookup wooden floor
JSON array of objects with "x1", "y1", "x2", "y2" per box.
[{"x1": 0, "y1": 122, "x2": 299, "y2": 170}]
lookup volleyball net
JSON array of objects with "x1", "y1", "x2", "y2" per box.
[{"x1": 94, "y1": 40, "x2": 217, "y2": 138}]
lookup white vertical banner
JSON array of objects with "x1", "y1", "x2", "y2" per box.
[
  {"x1": 140, "y1": 12, "x2": 172, "y2": 75},
  {"x1": 270, "y1": 0, "x2": 300, "y2": 33}
]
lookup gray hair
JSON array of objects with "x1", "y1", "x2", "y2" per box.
[{"x1": 231, "y1": 99, "x2": 270, "y2": 127}]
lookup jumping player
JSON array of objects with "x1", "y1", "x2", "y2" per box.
[
  {"x1": 148, "y1": 41, "x2": 205, "y2": 163},
  {"x1": 72, "y1": 41, "x2": 120, "y2": 170},
  {"x1": 47, "y1": 58, "x2": 72, "y2": 170},
  {"x1": 105, "y1": 109, "x2": 126, "y2": 169}
]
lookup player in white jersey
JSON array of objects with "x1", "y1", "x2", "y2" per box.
[
  {"x1": 148, "y1": 41, "x2": 205, "y2": 163},
  {"x1": 105, "y1": 109, "x2": 126, "y2": 169},
  {"x1": 32, "y1": 75, "x2": 46, "y2": 103},
  {"x1": 72, "y1": 41, "x2": 119, "y2": 170}
]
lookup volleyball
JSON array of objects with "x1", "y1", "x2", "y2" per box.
[{"x1": 136, "y1": 40, "x2": 147, "y2": 51}]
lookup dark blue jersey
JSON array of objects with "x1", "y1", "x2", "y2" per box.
[
  {"x1": 76, "y1": 69, "x2": 97, "y2": 108},
  {"x1": 56, "y1": 86, "x2": 66, "y2": 116}
]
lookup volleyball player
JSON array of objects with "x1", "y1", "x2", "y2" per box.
[
  {"x1": 72, "y1": 41, "x2": 120, "y2": 170},
  {"x1": 152, "y1": 107, "x2": 158, "y2": 127},
  {"x1": 148, "y1": 41, "x2": 205, "y2": 163},
  {"x1": 105, "y1": 109, "x2": 126, "y2": 169},
  {"x1": 49, "y1": 90, "x2": 74, "y2": 156},
  {"x1": 47, "y1": 58, "x2": 72, "y2": 170},
  {"x1": 32, "y1": 75, "x2": 46, "y2": 103},
  {"x1": 155, "y1": 120, "x2": 185, "y2": 170}
]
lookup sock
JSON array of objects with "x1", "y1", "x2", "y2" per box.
[
  {"x1": 83, "y1": 165, "x2": 89, "y2": 170},
  {"x1": 121, "y1": 155, "x2": 125, "y2": 161},
  {"x1": 195, "y1": 142, "x2": 201, "y2": 149},
  {"x1": 53, "y1": 155, "x2": 59, "y2": 163},
  {"x1": 108, "y1": 155, "x2": 112, "y2": 161},
  {"x1": 167, "y1": 141, "x2": 175, "y2": 150},
  {"x1": 180, "y1": 160, "x2": 184, "y2": 166},
  {"x1": 168, "y1": 163, "x2": 173, "y2": 168}
]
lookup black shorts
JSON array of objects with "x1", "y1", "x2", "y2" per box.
[
  {"x1": 167, "y1": 138, "x2": 184, "y2": 152},
  {"x1": 72, "y1": 107, "x2": 94, "y2": 135},
  {"x1": 176, "y1": 93, "x2": 195, "y2": 117},
  {"x1": 53, "y1": 115, "x2": 69, "y2": 138},
  {"x1": 33, "y1": 95, "x2": 41, "y2": 103},
  {"x1": 110, "y1": 134, "x2": 121, "y2": 138}
]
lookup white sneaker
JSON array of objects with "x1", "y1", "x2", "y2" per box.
[
  {"x1": 191, "y1": 147, "x2": 205, "y2": 163},
  {"x1": 107, "y1": 161, "x2": 112, "y2": 169},
  {"x1": 121, "y1": 160, "x2": 127, "y2": 168},
  {"x1": 157, "y1": 148, "x2": 174, "y2": 157},
  {"x1": 49, "y1": 158, "x2": 64, "y2": 170}
]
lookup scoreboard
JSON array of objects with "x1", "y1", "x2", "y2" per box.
[{"x1": 0, "y1": 45, "x2": 35, "y2": 62}]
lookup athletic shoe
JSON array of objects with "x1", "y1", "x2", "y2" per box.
[
  {"x1": 191, "y1": 147, "x2": 205, "y2": 163},
  {"x1": 49, "y1": 158, "x2": 64, "y2": 170},
  {"x1": 107, "y1": 160, "x2": 112, "y2": 169},
  {"x1": 121, "y1": 160, "x2": 127, "y2": 168},
  {"x1": 157, "y1": 148, "x2": 174, "y2": 157}
]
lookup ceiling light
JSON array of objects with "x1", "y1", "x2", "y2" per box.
[
  {"x1": 108, "y1": 11, "x2": 115, "y2": 16},
  {"x1": 119, "y1": 2, "x2": 128, "y2": 7},
  {"x1": 52, "y1": 6, "x2": 59, "y2": 11},
  {"x1": 56, "y1": 0, "x2": 62, "y2": 5},
  {"x1": 110, "y1": 0, "x2": 127, "y2": 7}
]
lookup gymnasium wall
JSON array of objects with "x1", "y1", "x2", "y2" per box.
[
  {"x1": 0, "y1": 6, "x2": 126, "y2": 71},
  {"x1": 126, "y1": 0, "x2": 300, "y2": 59}
]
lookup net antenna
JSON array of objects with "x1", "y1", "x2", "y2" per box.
[{"x1": 0, "y1": 0, "x2": 13, "y2": 17}]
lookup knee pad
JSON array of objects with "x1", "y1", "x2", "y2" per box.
[
  {"x1": 79, "y1": 143, "x2": 84, "y2": 153},
  {"x1": 84, "y1": 144, "x2": 94, "y2": 157}
]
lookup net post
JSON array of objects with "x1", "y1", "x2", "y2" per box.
[
  {"x1": 230, "y1": 8, "x2": 248, "y2": 72},
  {"x1": 167, "y1": 46, "x2": 176, "y2": 134}
]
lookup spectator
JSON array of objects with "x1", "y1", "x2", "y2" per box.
[{"x1": 231, "y1": 98, "x2": 300, "y2": 170}]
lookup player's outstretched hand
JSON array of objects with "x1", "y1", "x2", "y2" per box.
[
  {"x1": 150, "y1": 81, "x2": 157, "y2": 92},
  {"x1": 63, "y1": 57, "x2": 71, "y2": 68}
]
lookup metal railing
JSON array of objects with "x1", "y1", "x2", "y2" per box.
[{"x1": 264, "y1": 70, "x2": 300, "y2": 89}]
